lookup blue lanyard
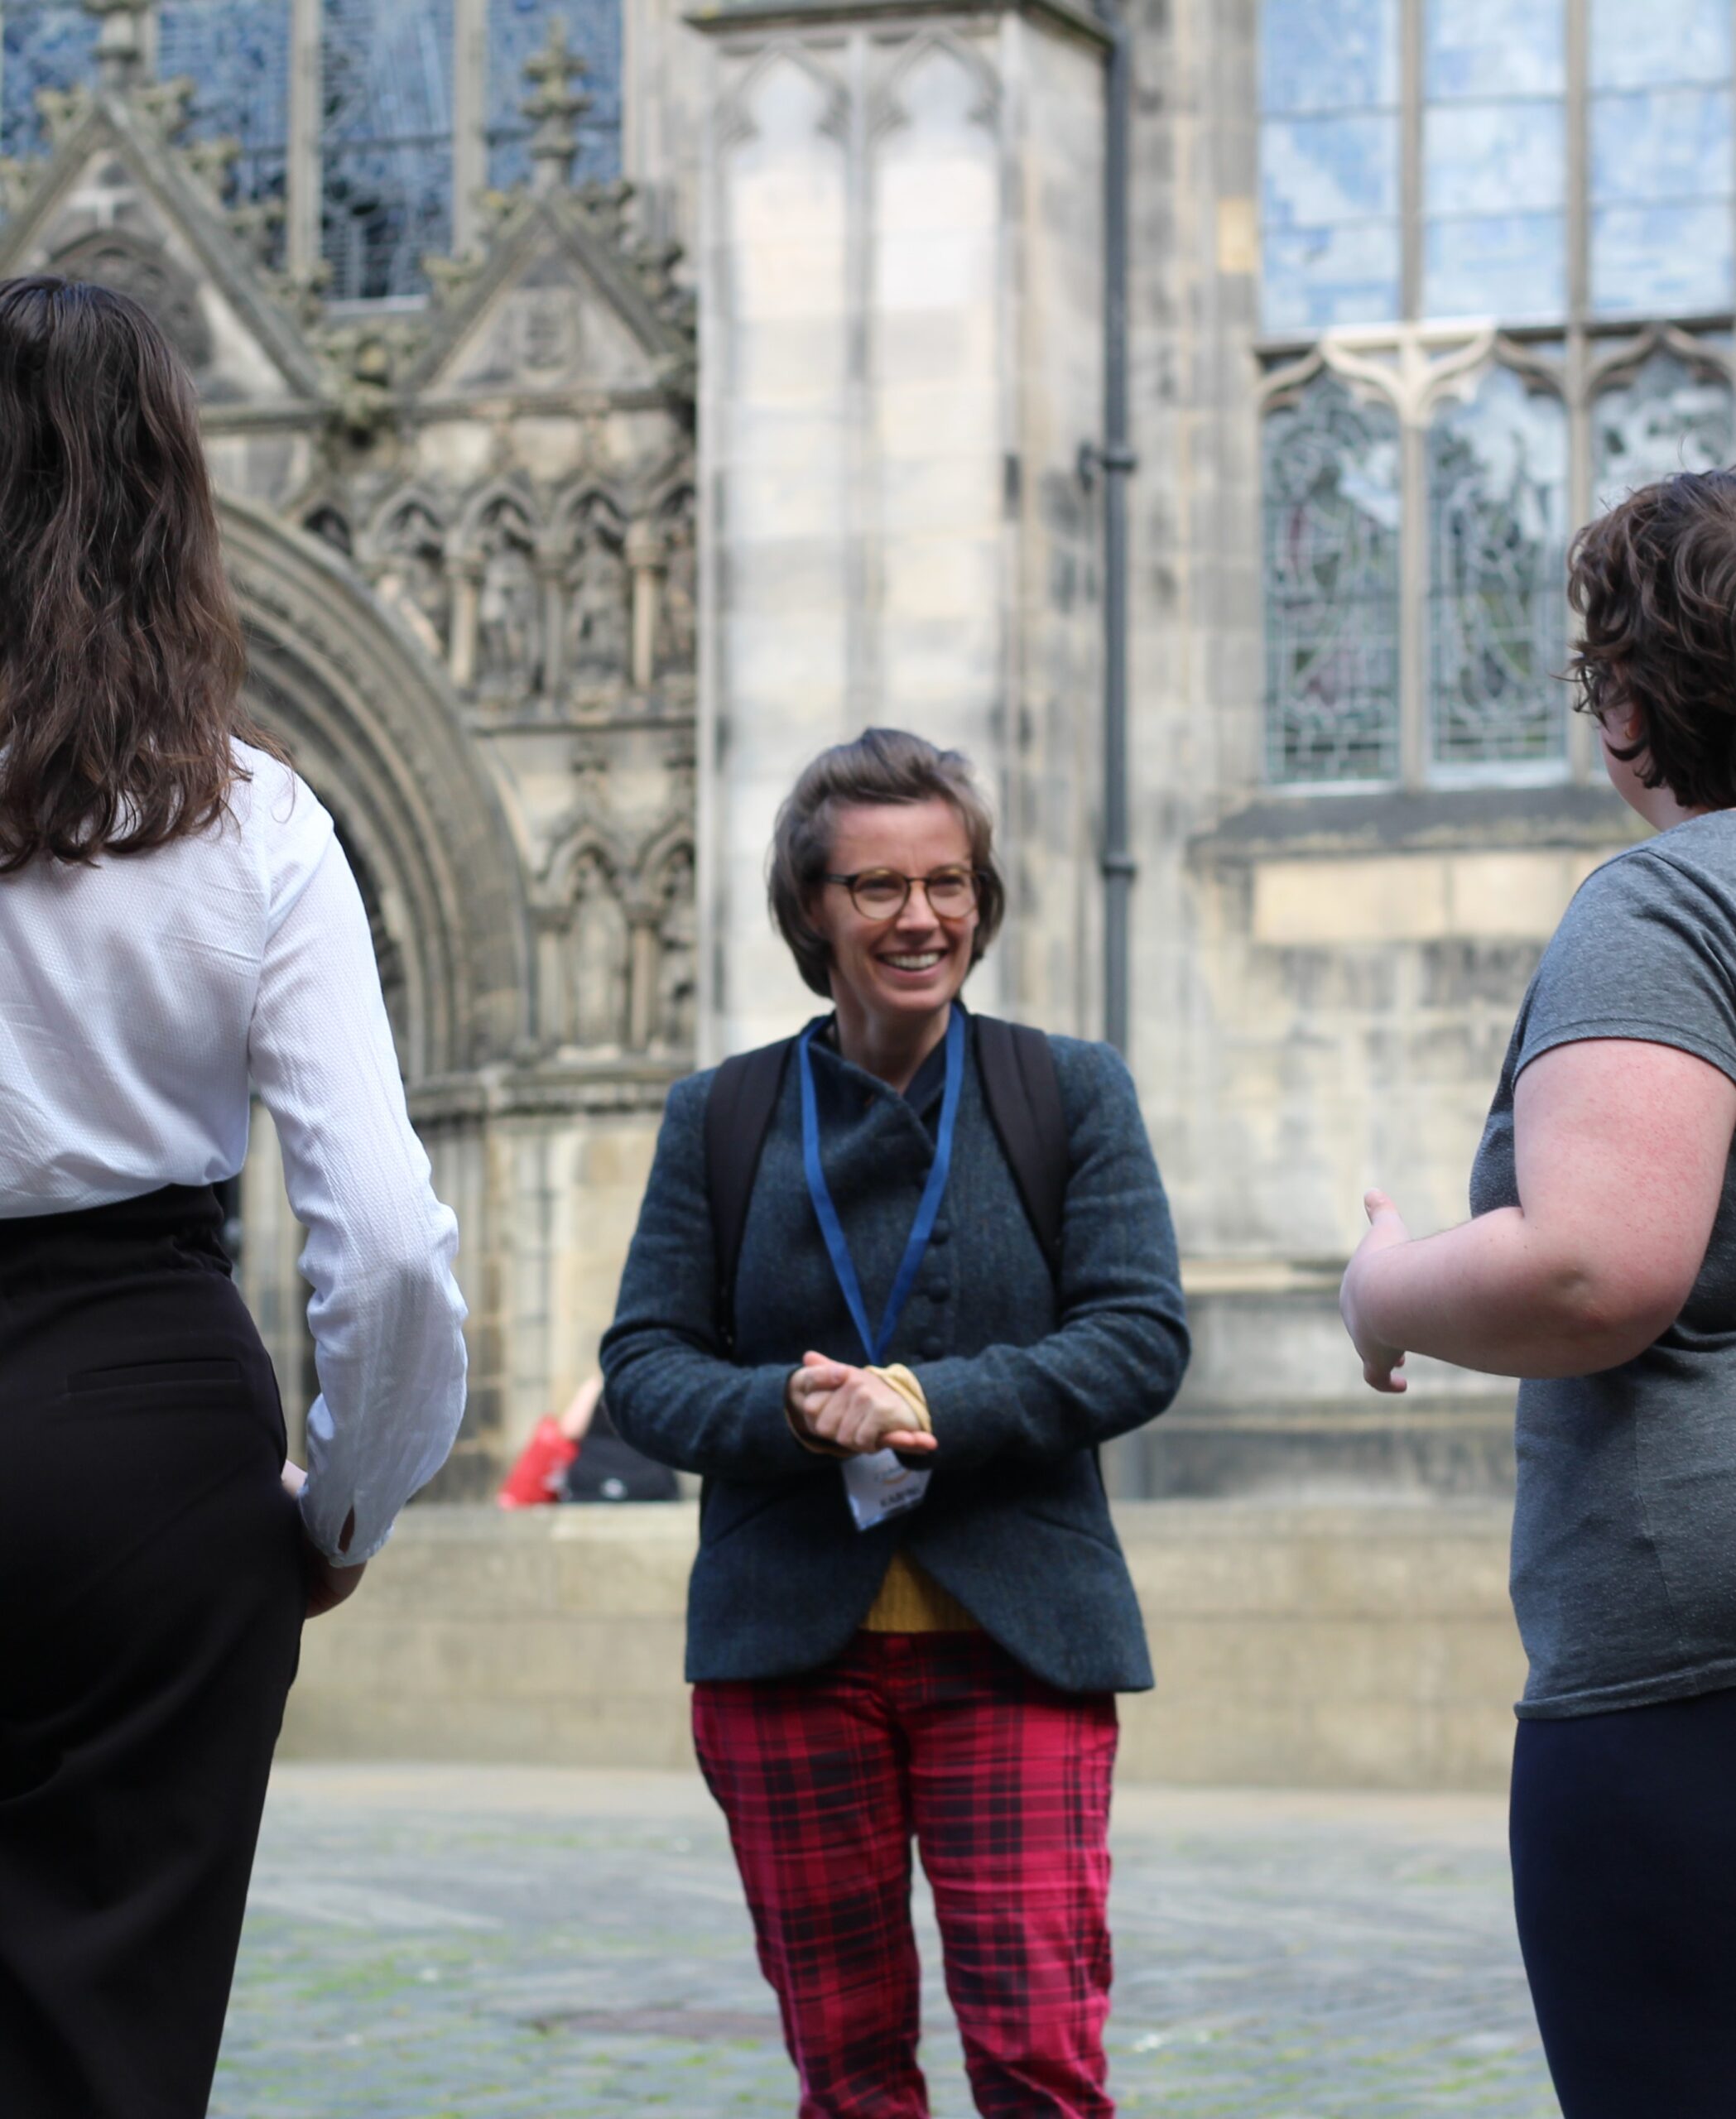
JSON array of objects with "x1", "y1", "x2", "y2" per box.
[{"x1": 798, "y1": 1008, "x2": 965, "y2": 1367}]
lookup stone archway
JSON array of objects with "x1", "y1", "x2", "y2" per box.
[
  {"x1": 218, "y1": 500, "x2": 533, "y2": 1485},
  {"x1": 220, "y1": 495, "x2": 532, "y2": 1079}
]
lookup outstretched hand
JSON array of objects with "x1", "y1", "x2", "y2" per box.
[
  {"x1": 1339, "y1": 1188, "x2": 1411, "y2": 1394},
  {"x1": 786, "y1": 1351, "x2": 938, "y2": 1457}
]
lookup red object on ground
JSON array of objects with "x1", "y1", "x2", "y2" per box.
[
  {"x1": 495, "y1": 1415, "x2": 579, "y2": 1508},
  {"x1": 693, "y1": 1631, "x2": 1117, "y2": 2117}
]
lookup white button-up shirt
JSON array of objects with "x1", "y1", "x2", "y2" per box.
[{"x1": 0, "y1": 743, "x2": 468, "y2": 1563}]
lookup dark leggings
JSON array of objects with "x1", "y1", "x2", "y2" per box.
[{"x1": 1511, "y1": 1684, "x2": 1736, "y2": 2118}]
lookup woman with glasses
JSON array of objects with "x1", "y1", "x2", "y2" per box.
[{"x1": 604, "y1": 727, "x2": 1190, "y2": 2117}]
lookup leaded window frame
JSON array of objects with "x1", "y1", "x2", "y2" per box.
[
  {"x1": 1261, "y1": 324, "x2": 1736, "y2": 791},
  {"x1": 1258, "y1": 0, "x2": 1736, "y2": 791}
]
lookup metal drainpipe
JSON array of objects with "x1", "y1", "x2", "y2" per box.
[{"x1": 1094, "y1": 0, "x2": 1137, "y2": 1055}]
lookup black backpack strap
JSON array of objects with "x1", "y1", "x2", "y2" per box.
[
  {"x1": 974, "y1": 1015, "x2": 1068, "y2": 1281},
  {"x1": 704, "y1": 1037, "x2": 796, "y2": 1350}
]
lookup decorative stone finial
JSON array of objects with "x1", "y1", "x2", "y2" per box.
[
  {"x1": 521, "y1": 18, "x2": 592, "y2": 195},
  {"x1": 83, "y1": 0, "x2": 151, "y2": 94}
]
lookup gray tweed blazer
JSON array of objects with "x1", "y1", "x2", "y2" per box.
[{"x1": 601, "y1": 1009, "x2": 1190, "y2": 1693}]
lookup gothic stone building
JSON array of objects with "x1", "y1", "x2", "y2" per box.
[{"x1": 7, "y1": 0, "x2": 1719, "y2": 1500}]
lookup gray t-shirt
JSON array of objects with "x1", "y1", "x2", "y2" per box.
[{"x1": 1470, "y1": 813, "x2": 1736, "y2": 1717}]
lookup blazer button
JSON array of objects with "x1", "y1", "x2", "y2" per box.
[
  {"x1": 926, "y1": 1284, "x2": 950, "y2": 1305},
  {"x1": 921, "y1": 1335, "x2": 945, "y2": 1358},
  {"x1": 929, "y1": 1223, "x2": 951, "y2": 1245}
]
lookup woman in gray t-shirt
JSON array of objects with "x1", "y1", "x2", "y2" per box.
[{"x1": 1340, "y1": 469, "x2": 1736, "y2": 2119}]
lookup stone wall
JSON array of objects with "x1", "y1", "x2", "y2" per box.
[{"x1": 281, "y1": 1501, "x2": 1524, "y2": 1792}]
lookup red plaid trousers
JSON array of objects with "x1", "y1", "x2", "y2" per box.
[{"x1": 692, "y1": 1631, "x2": 1118, "y2": 2118}]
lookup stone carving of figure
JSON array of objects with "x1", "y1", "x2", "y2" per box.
[
  {"x1": 476, "y1": 502, "x2": 542, "y2": 696},
  {"x1": 656, "y1": 488, "x2": 697, "y2": 675},
  {"x1": 569, "y1": 851, "x2": 627, "y2": 1049},
  {"x1": 655, "y1": 847, "x2": 697, "y2": 1050},
  {"x1": 565, "y1": 507, "x2": 630, "y2": 688},
  {"x1": 376, "y1": 502, "x2": 450, "y2": 657}
]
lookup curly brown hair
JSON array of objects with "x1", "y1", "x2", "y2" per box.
[
  {"x1": 769, "y1": 727, "x2": 1007, "y2": 998},
  {"x1": 0, "y1": 276, "x2": 284, "y2": 872},
  {"x1": 1567, "y1": 468, "x2": 1736, "y2": 810}
]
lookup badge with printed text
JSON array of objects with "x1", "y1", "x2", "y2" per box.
[{"x1": 841, "y1": 1449, "x2": 933, "y2": 1532}]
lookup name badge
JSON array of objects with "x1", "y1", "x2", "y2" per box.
[{"x1": 841, "y1": 1450, "x2": 933, "y2": 1532}]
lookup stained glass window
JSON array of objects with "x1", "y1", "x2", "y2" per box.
[
  {"x1": 159, "y1": 0, "x2": 290, "y2": 230},
  {"x1": 1423, "y1": 0, "x2": 1566, "y2": 321},
  {"x1": 487, "y1": 0, "x2": 620, "y2": 193},
  {"x1": 1593, "y1": 349, "x2": 1734, "y2": 511},
  {"x1": 1259, "y1": 0, "x2": 1401, "y2": 333},
  {"x1": 0, "y1": 2, "x2": 96, "y2": 164},
  {"x1": 1589, "y1": 0, "x2": 1733, "y2": 316},
  {"x1": 1427, "y1": 367, "x2": 1568, "y2": 768},
  {"x1": 1264, "y1": 375, "x2": 1402, "y2": 783},
  {"x1": 321, "y1": 0, "x2": 454, "y2": 300}
]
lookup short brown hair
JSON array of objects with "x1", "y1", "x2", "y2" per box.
[
  {"x1": 1567, "y1": 468, "x2": 1736, "y2": 810},
  {"x1": 769, "y1": 727, "x2": 1006, "y2": 998},
  {"x1": 0, "y1": 276, "x2": 283, "y2": 872}
]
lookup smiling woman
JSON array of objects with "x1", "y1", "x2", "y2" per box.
[{"x1": 602, "y1": 725, "x2": 1190, "y2": 2118}]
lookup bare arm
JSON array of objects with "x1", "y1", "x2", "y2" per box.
[{"x1": 1341, "y1": 1037, "x2": 1736, "y2": 1387}]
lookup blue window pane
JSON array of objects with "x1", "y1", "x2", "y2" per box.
[
  {"x1": 321, "y1": 0, "x2": 454, "y2": 299},
  {"x1": 1264, "y1": 375, "x2": 1402, "y2": 784},
  {"x1": 1593, "y1": 350, "x2": 1734, "y2": 511},
  {"x1": 1592, "y1": 87, "x2": 1733, "y2": 204},
  {"x1": 1591, "y1": 80, "x2": 1734, "y2": 314},
  {"x1": 1426, "y1": 0, "x2": 1565, "y2": 100},
  {"x1": 1262, "y1": 112, "x2": 1399, "y2": 225},
  {"x1": 1428, "y1": 367, "x2": 1568, "y2": 769},
  {"x1": 158, "y1": 0, "x2": 289, "y2": 231},
  {"x1": 1263, "y1": 221, "x2": 1402, "y2": 332},
  {"x1": 1426, "y1": 99, "x2": 1565, "y2": 216},
  {"x1": 1590, "y1": 0, "x2": 1730, "y2": 89},
  {"x1": 1262, "y1": 0, "x2": 1399, "y2": 114},
  {"x1": 487, "y1": 0, "x2": 621, "y2": 193},
  {"x1": 1593, "y1": 203, "x2": 1734, "y2": 315},
  {"x1": 1260, "y1": 110, "x2": 1400, "y2": 332},
  {"x1": 1426, "y1": 212, "x2": 1567, "y2": 320},
  {"x1": 0, "y1": 3, "x2": 97, "y2": 163}
]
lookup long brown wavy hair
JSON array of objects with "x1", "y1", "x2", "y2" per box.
[{"x1": 0, "y1": 275, "x2": 284, "y2": 872}]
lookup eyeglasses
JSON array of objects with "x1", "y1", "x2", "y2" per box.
[{"x1": 822, "y1": 866, "x2": 981, "y2": 920}]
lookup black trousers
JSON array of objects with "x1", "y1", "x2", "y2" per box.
[
  {"x1": 1511, "y1": 1684, "x2": 1736, "y2": 2117},
  {"x1": 0, "y1": 1186, "x2": 305, "y2": 2119}
]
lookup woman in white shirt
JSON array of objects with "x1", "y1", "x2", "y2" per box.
[{"x1": 0, "y1": 278, "x2": 468, "y2": 2116}]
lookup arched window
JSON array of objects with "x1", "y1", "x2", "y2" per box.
[
  {"x1": 1259, "y1": 0, "x2": 1736, "y2": 787},
  {"x1": 1263, "y1": 373, "x2": 1402, "y2": 783},
  {"x1": 1593, "y1": 348, "x2": 1734, "y2": 511},
  {"x1": 0, "y1": 2, "x2": 623, "y2": 300},
  {"x1": 1427, "y1": 367, "x2": 1567, "y2": 771},
  {"x1": 158, "y1": 0, "x2": 290, "y2": 230}
]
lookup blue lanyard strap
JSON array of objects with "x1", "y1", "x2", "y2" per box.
[{"x1": 798, "y1": 1008, "x2": 965, "y2": 1367}]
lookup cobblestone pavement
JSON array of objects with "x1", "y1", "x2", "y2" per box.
[{"x1": 214, "y1": 1765, "x2": 1558, "y2": 2118}]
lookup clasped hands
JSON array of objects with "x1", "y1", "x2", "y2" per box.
[{"x1": 786, "y1": 1351, "x2": 939, "y2": 1458}]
